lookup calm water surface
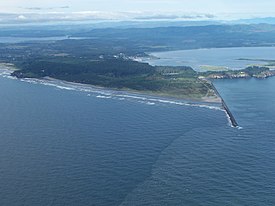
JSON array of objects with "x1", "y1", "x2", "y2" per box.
[
  {"x1": 0, "y1": 73, "x2": 274, "y2": 205},
  {"x1": 143, "y1": 47, "x2": 275, "y2": 71}
]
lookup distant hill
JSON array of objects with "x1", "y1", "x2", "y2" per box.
[{"x1": 73, "y1": 24, "x2": 275, "y2": 50}]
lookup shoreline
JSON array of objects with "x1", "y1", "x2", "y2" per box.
[
  {"x1": 5, "y1": 65, "x2": 221, "y2": 105},
  {"x1": 210, "y1": 81, "x2": 239, "y2": 127},
  {"x1": 42, "y1": 76, "x2": 222, "y2": 105},
  {"x1": 0, "y1": 67, "x2": 223, "y2": 111},
  {"x1": 1, "y1": 66, "x2": 238, "y2": 127}
]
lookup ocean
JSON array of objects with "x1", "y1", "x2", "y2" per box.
[{"x1": 0, "y1": 69, "x2": 274, "y2": 205}]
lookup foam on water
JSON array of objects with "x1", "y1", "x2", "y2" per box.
[
  {"x1": 220, "y1": 108, "x2": 234, "y2": 128},
  {"x1": 0, "y1": 69, "x2": 228, "y2": 125},
  {"x1": 96, "y1": 95, "x2": 112, "y2": 99},
  {"x1": 0, "y1": 68, "x2": 235, "y2": 129},
  {"x1": 0, "y1": 71, "x2": 222, "y2": 110},
  {"x1": 1, "y1": 67, "x2": 274, "y2": 206},
  {"x1": 0, "y1": 68, "x2": 13, "y2": 76}
]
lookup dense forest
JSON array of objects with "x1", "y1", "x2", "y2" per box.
[
  {"x1": 2, "y1": 23, "x2": 275, "y2": 100},
  {"x1": 11, "y1": 57, "x2": 214, "y2": 100}
]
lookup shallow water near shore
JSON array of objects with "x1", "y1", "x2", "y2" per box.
[{"x1": 0, "y1": 72, "x2": 275, "y2": 205}]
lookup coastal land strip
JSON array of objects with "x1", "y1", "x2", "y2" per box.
[{"x1": 4, "y1": 59, "x2": 275, "y2": 128}]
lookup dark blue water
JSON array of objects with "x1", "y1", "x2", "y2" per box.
[{"x1": 0, "y1": 74, "x2": 274, "y2": 205}]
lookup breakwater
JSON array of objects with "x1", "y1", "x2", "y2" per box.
[{"x1": 211, "y1": 82, "x2": 239, "y2": 127}]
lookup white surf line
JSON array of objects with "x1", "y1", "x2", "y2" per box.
[
  {"x1": 1, "y1": 72, "x2": 224, "y2": 113},
  {"x1": 0, "y1": 68, "x2": 241, "y2": 128}
]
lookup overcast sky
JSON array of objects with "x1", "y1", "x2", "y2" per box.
[
  {"x1": 0, "y1": 0, "x2": 274, "y2": 13},
  {"x1": 0, "y1": 0, "x2": 275, "y2": 23}
]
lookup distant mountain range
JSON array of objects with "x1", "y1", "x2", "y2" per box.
[
  {"x1": 233, "y1": 17, "x2": 275, "y2": 25},
  {"x1": 1, "y1": 18, "x2": 275, "y2": 39}
]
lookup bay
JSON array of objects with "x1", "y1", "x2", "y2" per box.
[{"x1": 142, "y1": 47, "x2": 275, "y2": 71}]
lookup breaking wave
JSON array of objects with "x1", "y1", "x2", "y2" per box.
[{"x1": 0, "y1": 69, "x2": 224, "y2": 113}]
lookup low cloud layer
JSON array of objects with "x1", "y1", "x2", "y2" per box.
[
  {"x1": 22, "y1": 6, "x2": 70, "y2": 11},
  {"x1": 0, "y1": 11, "x2": 217, "y2": 25},
  {"x1": 135, "y1": 13, "x2": 216, "y2": 20}
]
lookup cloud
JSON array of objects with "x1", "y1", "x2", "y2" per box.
[
  {"x1": 24, "y1": 7, "x2": 43, "y2": 11},
  {"x1": 134, "y1": 14, "x2": 180, "y2": 20},
  {"x1": 17, "y1": 15, "x2": 27, "y2": 20},
  {"x1": 181, "y1": 14, "x2": 216, "y2": 19},
  {"x1": 22, "y1": 6, "x2": 70, "y2": 11},
  {"x1": 134, "y1": 13, "x2": 216, "y2": 20},
  {"x1": 0, "y1": 11, "x2": 217, "y2": 25},
  {"x1": 0, "y1": 11, "x2": 128, "y2": 24}
]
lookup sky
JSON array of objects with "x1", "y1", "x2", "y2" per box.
[{"x1": 0, "y1": 0, "x2": 275, "y2": 23}]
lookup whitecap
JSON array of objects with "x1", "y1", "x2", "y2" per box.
[
  {"x1": 96, "y1": 95, "x2": 112, "y2": 99},
  {"x1": 0, "y1": 71, "x2": 226, "y2": 120},
  {"x1": 146, "y1": 102, "x2": 156, "y2": 105}
]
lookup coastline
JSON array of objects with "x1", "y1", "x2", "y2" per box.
[
  {"x1": 210, "y1": 81, "x2": 239, "y2": 127},
  {"x1": 1, "y1": 65, "x2": 239, "y2": 127},
  {"x1": 42, "y1": 76, "x2": 222, "y2": 105},
  {"x1": 0, "y1": 66, "x2": 222, "y2": 111},
  {"x1": 6, "y1": 61, "x2": 275, "y2": 128},
  {"x1": 5, "y1": 64, "x2": 221, "y2": 104}
]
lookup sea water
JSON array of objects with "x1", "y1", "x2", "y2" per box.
[{"x1": 0, "y1": 72, "x2": 274, "y2": 205}]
